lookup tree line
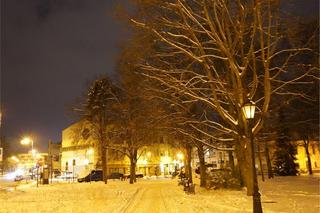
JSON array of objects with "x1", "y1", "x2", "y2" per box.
[{"x1": 74, "y1": 0, "x2": 319, "y2": 195}]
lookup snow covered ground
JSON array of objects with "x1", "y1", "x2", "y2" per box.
[{"x1": 0, "y1": 175, "x2": 318, "y2": 213}]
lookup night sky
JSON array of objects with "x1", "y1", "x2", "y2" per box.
[
  {"x1": 1, "y1": 0, "x2": 129, "y2": 152},
  {"x1": 0, "y1": 0, "x2": 318, "y2": 153}
]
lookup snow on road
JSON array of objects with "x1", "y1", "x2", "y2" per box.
[{"x1": 0, "y1": 176, "x2": 319, "y2": 213}]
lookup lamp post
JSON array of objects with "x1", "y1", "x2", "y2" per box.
[
  {"x1": 20, "y1": 137, "x2": 36, "y2": 183},
  {"x1": 242, "y1": 101, "x2": 263, "y2": 213},
  {"x1": 21, "y1": 137, "x2": 34, "y2": 153}
]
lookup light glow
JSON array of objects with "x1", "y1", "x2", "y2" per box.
[
  {"x1": 83, "y1": 159, "x2": 89, "y2": 165},
  {"x1": 177, "y1": 153, "x2": 184, "y2": 160},
  {"x1": 11, "y1": 156, "x2": 19, "y2": 162},
  {"x1": 87, "y1": 149, "x2": 94, "y2": 155},
  {"x1": 242, "y1": 102, "x2": 256, "y2": 119},
  {"x1": 21, "y1": 137, "x2": 32, "y2": 145}
]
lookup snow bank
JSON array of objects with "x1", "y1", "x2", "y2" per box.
[{"x1": 0, "y1": 176, "x2": 318, "y2": 213}]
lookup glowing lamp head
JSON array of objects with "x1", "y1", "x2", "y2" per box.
[
  {"x1": 242, "y1": 101, "x2": 256, "y2": 120},
  {"x1": 21, "y1": 137, "x2": 32, "y2": 145}
]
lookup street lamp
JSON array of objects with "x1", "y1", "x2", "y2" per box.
[
  {"x1": 242, "y1": 101, "x2": 263, "y2": 213},
  {"x1": 21, "y1": 137, "x2": 34, "y2": 153},
  {"x1": 20, "y1": 137, "x2": 37, "y2": 183}
]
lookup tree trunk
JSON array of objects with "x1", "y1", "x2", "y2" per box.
[
  {"x1": 236, "y1": 137, "x2": 254, "y2": 196},
  {"x1": 234, "y1": 144, "x2": 244, "y2": 187},
  {"x1": 304, "y1": 137, "x2": 313, "y2": 175},
  {"x1": 129, "y1": 149, "x2": 138, "y2": 184},
  {"x1": 186, "y1": 144, "x2": 193, "y2": 184},
  {"x1": 197, "y1": 145, "x2": 206, "y2": 187},
  {"x1": 257, "y1": 142, "x2": 265, "y2": 182},
  {"x1": 264, "y1": 142, "x2": 274, "y2": 179},
  {"x1": 228, "y1": 148, "x2": 235, "y2": 177},
  {"x1": 101, "y1": 146, "x2": 108, "y2": 184}
]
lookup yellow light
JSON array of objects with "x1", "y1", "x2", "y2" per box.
[
  {"x1": 177, "y1": 153, "x2": 184, "y2": 160},
  {"x1": 147, "y1": 152, "x2": 151, "y2": 157},
  {"x1": 21, "y1": 137, "x2": 32, "y2": 145},
  {"x1": 242, "y1": 102, "x2": 256, "y2": 119},
  {"x1": 83, "y1": 159, "x2": 89, "y2": 165},
  {"x1": 11, "y1": 156, "x2": 19, "y2": 162},
  {"x1": 142, "y1": 159, "x2": 147, "y2": 166},
  {"x1": 87, "y1": 148, "x2": 94, "y2": 155}
]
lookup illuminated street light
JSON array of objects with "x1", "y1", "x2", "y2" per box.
[
  {"x1": 21, "y1": 137, "x2": 34, "y2": 152},
  {"x1": 242, "y1": 101, "x2": 263, "y2": 213},
  {"x1": 242, "y1": 101, "x2": 256, "y2": 119}
]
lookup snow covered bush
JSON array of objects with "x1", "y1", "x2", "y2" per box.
[{"x1": 206, "y1": 169, "x2": 240, "y2": 190}]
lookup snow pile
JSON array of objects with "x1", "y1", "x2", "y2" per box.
[{"x1": 0, "y1": 176, "x2": 318, "y2": 213}]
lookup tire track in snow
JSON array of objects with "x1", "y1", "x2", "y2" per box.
[
  {"x1": 117, "y1": 187, "x2": 144, "y2": 213},
  {"x1": 159, "y1": 187, "x2": 170, "y2": 212}
]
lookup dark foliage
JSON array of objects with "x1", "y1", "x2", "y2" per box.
[{"x1": 273, "y1": 108, "x2": 299, "y2": 176}]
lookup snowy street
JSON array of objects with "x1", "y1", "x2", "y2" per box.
[{"x1": 0, "y1": 176, "x2": 319, "y2": 213}]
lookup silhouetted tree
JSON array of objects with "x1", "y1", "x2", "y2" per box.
[{"x1": 273, "y1": 107, "x2": 298, "y2": 176}]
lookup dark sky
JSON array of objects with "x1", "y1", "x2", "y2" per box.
[
  {"x1": 0, "y1": 0, "x2": 318, "y2": 153},
  {"x1": 1, "y1": 0, "x2": 129, "y2": 152}
]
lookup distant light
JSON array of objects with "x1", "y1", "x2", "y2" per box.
[
  {"x1": 11, "y1": 156, "x2": 19, "y2": 162},
  {"x1": 177, "y1": 153, "x2": 184, "y2": 160},
  {"x1": 31, "y1": 149, "x2": 38, "y2": 156},
  {"x1": 21, "y1": 137, "x2": 32, "y2": 145},
  {"x1": 83, "y1": 159, "x2": 89, "y2": 165},
  {"x1": 142, "y1": 159, "x2": 147, "y2": 166},
  {"x1": 87, "y1": 149, "x2": 94, "y2": 155},
  {"x1": 147, "y1": 152, "x2": 151, "y2": 157}
]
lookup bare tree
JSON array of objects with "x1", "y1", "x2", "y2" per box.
[{"x1": 127, "y1": 0, "x2": 316, "y2": 195}]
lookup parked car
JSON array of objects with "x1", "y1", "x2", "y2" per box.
[
  {"x1": 108, "y1": 172, "x2": 124, "y2": 180},
  {"x1": 124, "y1": 173, "x2": 144, "y2": 179},
  {"x1": 14, "y1": 175, "x2": 24, "y2": 181},
  {"x1": 78, "y1": 170, "x2": 103, "y2": 183}
]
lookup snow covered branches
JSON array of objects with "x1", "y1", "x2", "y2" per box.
[{"x1": 129, "y1": 0, "x2": 317, "y2": 142}]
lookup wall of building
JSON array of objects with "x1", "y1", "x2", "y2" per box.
[
  {"x1": 295, "y1": 141, "x2": 320, "y2": 172},
  {"x1": 61, "y1": 120, "x2": 185, "y2": 177}
]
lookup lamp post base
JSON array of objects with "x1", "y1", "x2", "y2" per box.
[{"x1": 253, "y1": 192, "x2": 263, "y2": 213}]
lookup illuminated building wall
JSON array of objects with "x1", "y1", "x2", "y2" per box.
[
  {"x1": 16, "y1": 153, "x2": 48, "y2": 170},
  {"x1": 61, "y1": 120, "x2": 97, "y2": 177},
  {"x1": 61, "y1": 120, "x2": 185, "y2": 177},
  {"x1": 295, "y1": 140, "x2": 320, "y2": 172}
]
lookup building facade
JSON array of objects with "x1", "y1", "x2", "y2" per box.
[
  {"x1": 61, "y1": 120, "x2": 185, "y2": 177},
  {"x1": 295, "y1": 140, "x2": 320, "y2": 173}
]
